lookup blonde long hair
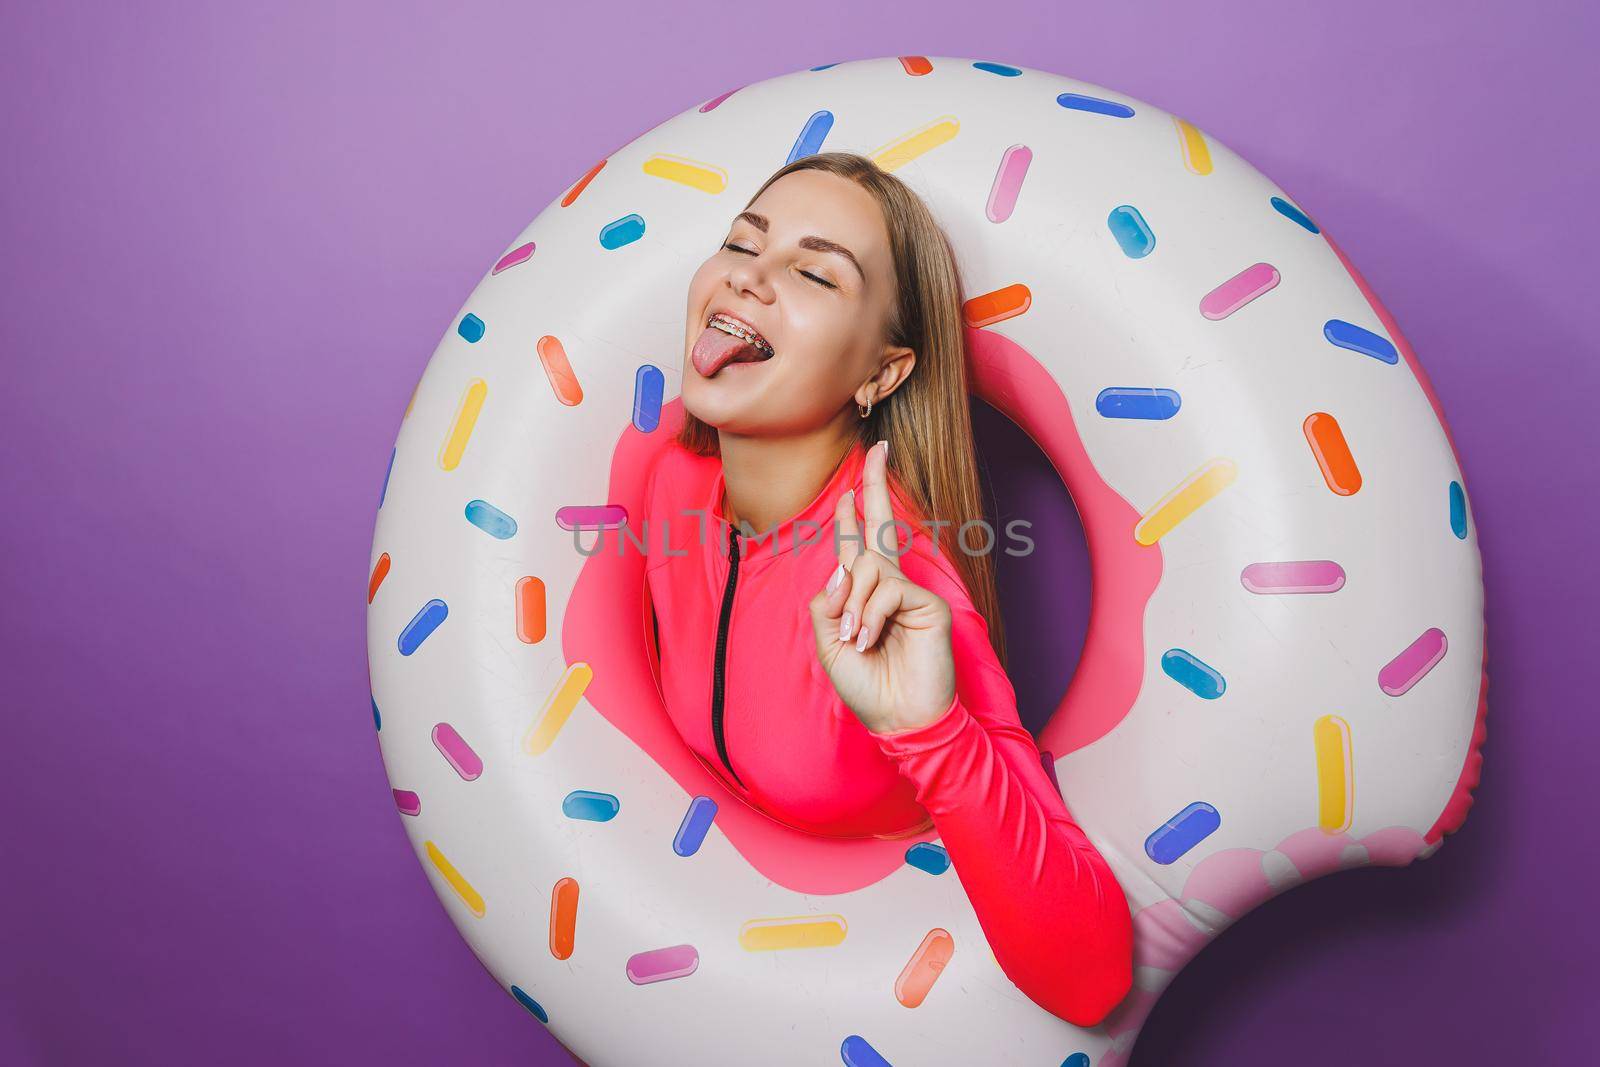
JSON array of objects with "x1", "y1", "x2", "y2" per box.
[{"x1": 676, "y1": 151, "x2": 1008, "y2": 671}]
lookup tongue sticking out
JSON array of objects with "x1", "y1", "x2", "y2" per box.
[{"x1": 692, "y1": 327, "x2": 769, "y2": 378}]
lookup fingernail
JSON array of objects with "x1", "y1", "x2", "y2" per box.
[
  {"x1": 855, "y1": 624, "x2": 870, "y2": 653},
  {"x1": 826, "y1": 563, "x2": 845, "y2": 594},
  {"x1": 878, "y1": 439, "x2": 889, "y2": 460},
  {"x1": 839, "y1": 611, "x2": 853, "y2": 643}
]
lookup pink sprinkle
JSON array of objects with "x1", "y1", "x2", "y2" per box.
[
  {"x1": 625, "y1": 944, "x2": 700, "y2": 984},
  {"x1": 1199, "y1": 262, "x2": 1280, "y2": 320},
  {"x1": 393, "y1": 789, "x2": 422, "y2": 816},
  {"x1": 699, "y1": 87, "x2": 742, "y2": 112},
  {"x1": 1240, "y1": 560, "x2": 1346, "y2": 594},
  {"x1": 1378, "y1": 627, "x2": 1448, "y2": 696},
  {"x1": 986, "y1": 144, "x2": 1032, "y2": 223},
  {"x1": 432, "y1": 723, "x2": 483, "y2": 781},
  {"x1": 492, "y1": 242, "x2": 535, "y2": 275},
  {"x1": 555, "y1": 504, "x2": 629, "y2": 531}
]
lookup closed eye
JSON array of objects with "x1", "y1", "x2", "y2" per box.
[{"x1": 722, "y1": 242, "x2": 837, "y2": 289}]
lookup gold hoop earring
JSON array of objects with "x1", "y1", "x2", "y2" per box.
[{"x1": 858, "y1": 396, "x2": 873, "y2": 419}]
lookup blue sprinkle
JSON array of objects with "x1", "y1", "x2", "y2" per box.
[
  {"x1": 1324, "y1": 319, "x2": 1398, "y2": 364},
  {"x1": 904, "y1": 842, "x2": 950, "y2": 875},
  {"x1": 510, "y1": 985, "x2": 548, "y2": 1023},
  {"x1": 1145, "y1": 802, "x2": 1221, "y2": 864},
  {"x1": 633, "y1": 364, "x2": 664, "y2": 432},
  {"x1": 1107, "y1": 205, "x2": 1156, "y2": 258},
  {"x1": 599, "y1": 214, "x2": 645, "y2": 250},
  {"x1": 1057, "y1": 92, "x2": 1134, "y2": 118},
  {"x1": 378, "y1": 447, "x2": 395, "y2": 508},
  {"x1": 1162, "y1": 649, "x2": 1226, "y2": 699},
  {"x1": 371, "y1": 696, "x2": 381, "y2": 731},
  {"x1": 1061, "y1": 1055, "x2": 1091, "y2": 1067},
  {"x1": 841, "y1": 1034, "x2": 892, "y2": 1067},
  {"x1": 674, "y1": 796, "x2": 717, "y2": 856},
  {"x1": 464, "y1": 499, "x2": 518, "y2": 540},
  {"x1": 810, "y1": 62, "x2": 840, "y2": 71},
  {"x1": 787, "y1": 110, "x2": 834, "y2": 164},
  {"x1": 1095, "y1": 387, "x2": 1181, "y2": 420},
  {"x1": 973, "y1": 61, "x2": 1022, "y2": 77},
  {"x1": 1449, "y1": 481, "x2": 1469, "y2": 539},
  {"x1": 457, "y1": 314, "x2": 485, "y2": 343},
  {"x1": 398, "y1": 599, "x2": 448, "y2": 656},
  {"x1": 1270, "y1": 195, "x2": 1320, "y2": 233},
  {"x1": 562, "y1": 790, "x2": 620, "y2": 822}
]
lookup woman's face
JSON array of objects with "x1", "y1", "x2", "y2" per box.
[{"x1": 681, "y1": 169, "x2": 910, "y2": 437}]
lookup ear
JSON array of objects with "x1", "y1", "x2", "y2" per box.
[{"x1": 859, "y1": 346, "x2": 917, "y2": 407}]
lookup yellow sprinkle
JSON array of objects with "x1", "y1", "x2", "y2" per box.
[
  {"x1": 869, "y1": 116, "x2": 960, "y2": 172},
  {"x1": 425, "y1": 840, "x2": 485, "y2": 918},
  {"x1": 641, "y1": 154, "x2": 728, "y2": 194},
  {"x1": 1314, "y1": 715, "x2": 1353, "y2": 833},
  {"x1": 1133, "y1": 457, "x2": 1237, "y2": 545},
  {"x1": 738, "y1": 914, "x2": 848, "y2": 951},
  {"x1": 438, "y1": 378, "x2": 487, "y2": 471},
  {"x1": 524, "y1": 662, "x2": 594, "y2": 756},
  {"x1": 1174, "y1": 116, "x2": 1213, "y2": 176}
]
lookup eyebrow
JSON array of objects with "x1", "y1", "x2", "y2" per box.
[{"x1": 732, "y1": 211, "x2": 864, "y2": 283}]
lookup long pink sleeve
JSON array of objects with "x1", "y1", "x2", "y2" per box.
[{"x1": 870, "y1": 588, "x2": 1134, "y2": 1028}]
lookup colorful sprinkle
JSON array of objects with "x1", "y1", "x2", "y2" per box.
[
  {"x1": 492, "y1": 242, "x2": 535, "y2": 275},
  {"x1": 699, "y1": 87, "x2": 741, "y2": 113},
  {"x1": 1144, "y1": 801, "x2": 1221, "y2": 864},
  {"x1": 368, "y1": 552, "x2": 391, "y2": 604},
  {"x1": 510, "y1": 985, "x2": 548, "y2": 1023},
  {"x1": 1108, "y1": 204, "x2": 1156, "y2": 258},
  {"x1": 1271, "y1": 196, "x2": 1320, "y2": 233},
  {"x1": 398, "y1": 599, "x2": 448, "y2": 656},
  {"x1": 626, "y1": 944, "x2": 699, "y2": 984},
  {"x1": 633, "y1": 364, "x2": 663, "y2": 431},
  {"x1": 1449, "y1": 481, "x2": 1469, "y2": 539},
  {"x1": 555, "y1": 505, "x2": 629, "y2": 531},
  {"x1": 393, "y1": 789, "x2": 421, "y2": 816},
  {"x1": 904, "y1": 842, "x2": 950, "y2": 875},
  {"x1": 599, "y1": 214, "x2": 645, "y2": 250},
  {"x1": 457, "y1": 314, "x2": 485, "y2": 343},
  {"x1": 562, "y1": 790, "x2": 619, "y2": 822},
  {"x1": 739, "y1": 914, "x2": 848, "y2": 951},
  {"x1": 379, "y1": 447, "x2": 394, "y2": 507},
  {"x1": 524, "y1": 662, "x2": 594, "y2": 756},
  {"x1": 1134, "y1": 457, "x2": 1237, "y2": 545},
  {"x1": 1303, "y1": 412, "x2": 1362, "y2": 495},
  {"x1": 641, "y1": 154, "x2": 728, "y2": 195},
  {"x1": 1057, "y1": 92, "x2": 1134, "y2": 118},
  {"x1": 536, "y1": 335, "x2": 584, "y2": 406},
  {"x1": 1174, "y1": 117, "x2": 1213, "y2": 175},
  {"x1": 432, "y1": 722, "x2": 483, "y2": 781},
  {"x1": 987, "y1": 144, "x2": 1032, "y2": 223},
  {"x1": 841, "y1": 1036, "x2": 892, "y2": 1067},
  {"x1": 1378, "y1": 627, "x2": 1448, "y2": 697},
  {"x1": 963, "y1": 283, "x2": 1032, "y2": 327},
  {"x1": 1200, "y1": 263, "x2": 1280, "y2": 320},
  {"x1": 869, "y1": 115, "x2": 959, "y2": 172},
  {"x1": 1324, "y1": 319, "x2": 1398, "y2": 364},
  {"x1": 371, "y1": 696, "x2": 381, "y2": 730},
  {"x1": 1062, "y1": 1055, "x2": 1091, "y2": 1067},
  {"x1": 549, "y1": 877, "x2": 578, "y2": 960},
  {"x1": 1161, "y1": 649, "x2": 1226, "y2": 699},
  {"x1": 673, "y1": 796, "x2": 718, "y2": 857},
  {"x1": 895, "y1": 928, "x2": 955, "y2": 1007},
  {"x1": 438, "y1": 379, "x2": 487, "y2": 472},
  {"x1": 561, "y1": 160, "x2": 605, "y2": 208},
  {"x1": 464, "y1": 499, "x2": 517, "y2": 540},
  {"x1": 1240, "y1": 560, "x2": 1346, "y2": 594},
  {"x1": 973, "y1": 61, "x2": 1022, "y2": 77},
  {"x1": 787, "y1": 111, "x2": 833, "y2": 164},
  {"x1": 425, "y1": 841, "x2": 485, "y2": 918},
  {"x1": 515, "y1": 576, "x2": 546, "y2": 644},
  {"x1": 898, "y1": 56, "x2": 933, "y2": 77},
  {"x1": 1096, "y1": 386, "x2": 1180, "y2": 420},
  {"x1": 1313, "y1": 715, "x2": 1353, "y2": 833}
]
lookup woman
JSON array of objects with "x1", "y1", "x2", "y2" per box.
[{"x1": 642, "y1": 151, "x2": 1133, "y2": 1028}]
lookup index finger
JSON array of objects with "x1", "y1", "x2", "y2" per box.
[
  {"x1": 835, "y1": 486, "x2": 861, "y2": 570},
  {"x1": 862, "y1": 440, "x2": 895, "y2": 557}
]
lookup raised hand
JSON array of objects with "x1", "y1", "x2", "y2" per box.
[{"x1": 808, "y1": 440, "x2": 956, "y2": 735}]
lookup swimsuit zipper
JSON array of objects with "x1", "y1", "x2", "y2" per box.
[{"x1": 711, "y1": 523, "x2": 745, "y2": 788}]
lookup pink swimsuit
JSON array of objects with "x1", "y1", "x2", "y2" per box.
[{"x1": 643, "y1": 438, "x2": 1133, "y2": 1027}]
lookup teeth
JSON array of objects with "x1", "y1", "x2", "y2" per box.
[{"x1": 707, "y1": 313, "x2": 773, "y2": 356}]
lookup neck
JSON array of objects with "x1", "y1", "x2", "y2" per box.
[{"x1": 718, "y1": 425, "x2": 857, "y2": 536}]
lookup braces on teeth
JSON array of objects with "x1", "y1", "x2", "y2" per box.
[{"x1": 708, "y1": 313, "x2": 774, "y2": 356}]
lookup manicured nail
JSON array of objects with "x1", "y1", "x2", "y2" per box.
[
  {"x1": 855, "y1": 623, "x2": 870, "y2": 653},
  {"x1": 878, "y1": 439, "x2": 889, "y2": 460},
  {"x1": 827, "y1": 563, "x2": 845, "y2": 594},
  {"x1": 839, "y1": 611, "x2": 853, "y2": 643}
]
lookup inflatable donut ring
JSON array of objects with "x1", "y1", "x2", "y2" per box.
[{"x1": 366, "y1": 57, "x2": 1488, "y2": 1066}]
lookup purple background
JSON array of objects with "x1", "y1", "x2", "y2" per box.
[{"x1": 4, "y1": 3, "x2": 1594, "y2": 1064}]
